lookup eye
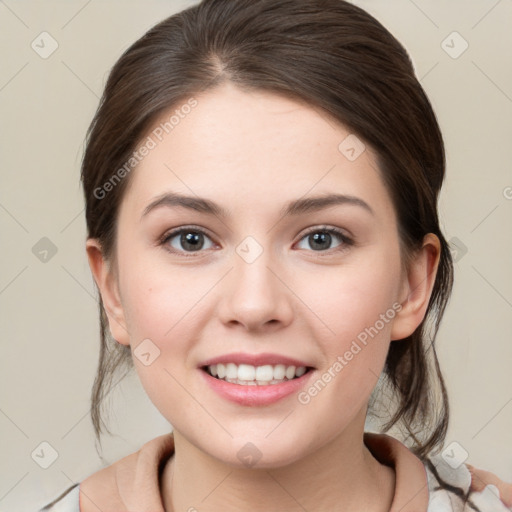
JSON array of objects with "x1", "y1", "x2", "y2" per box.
[
  {"x1": 159, "y1": 225, "x2": 353, "y2": 257},
  {"x1": 296, "y1": 226, "x2": 353, "y2": 253},
  {"x1": 160, "y1": 226, "x2": 215, "y2": 256}
]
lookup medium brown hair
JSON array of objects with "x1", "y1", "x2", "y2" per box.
[{"x1": 81, "y1": 0, "x2": 454, "y2": 459}]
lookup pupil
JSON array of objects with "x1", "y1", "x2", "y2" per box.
[
  {"x1": 310, "y1": 232, "x2": 331, "y2": 250},
  {"x1": 182, "y1": 232, "x2": 203, "y2": 251}
]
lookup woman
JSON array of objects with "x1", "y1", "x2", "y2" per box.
[{"x1": 40, "y1": 0, "x2": 511, "y2": 510}]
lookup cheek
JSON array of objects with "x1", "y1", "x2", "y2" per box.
[
  {"x1": 117, "y1": 260, "x2": 203, "y2": 419},
  {"x1": 304, "y1": 257, "x2": 401, "y2": 350},
  {"x1": 118, "y1": 251, "x2": 202, "y2": 343},
  {"x1": 336, "y1": 279, "x2": 397, "y2": 350},
  {"x1": 296, "y1": 249, "x2": 402, "y2": 402}
]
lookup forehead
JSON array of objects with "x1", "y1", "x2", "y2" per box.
[{"x1": 120, "y1": 82, "x2": 395, "y2": 222}]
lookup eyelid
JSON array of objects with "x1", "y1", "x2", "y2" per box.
[
  {"x1": 159, "y1": 224, "x2": 215, "y2": 242},
  {"x1": 298, "y1": 224, "x2": 352, "y2": 240}
]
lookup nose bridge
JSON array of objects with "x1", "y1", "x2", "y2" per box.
[
  {"x1": 219, "y1": 234, "x2": 293, "y2": 330},
  {"x1": 233, "y1": 234, "x2": 279, "y2": 301}
]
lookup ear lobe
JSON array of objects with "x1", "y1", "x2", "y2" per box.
[
  {"x1": 86, "y1": 239, "x2": 130, "y2": 346},
  {"x1": 390, "y1": 233, "x2": 441, "y2": 341}
]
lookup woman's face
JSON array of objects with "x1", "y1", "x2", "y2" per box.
[{"x1": 98, "y1": 82, "x2": 417, "y2": 467}]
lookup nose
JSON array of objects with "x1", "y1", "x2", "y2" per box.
[{"x1": 217, "y1": 242, "x2": 294, "y2": 333}]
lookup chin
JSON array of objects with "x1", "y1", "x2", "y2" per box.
[{"x1": 194, "y1": 424, "x2": 317, "y2": 470}]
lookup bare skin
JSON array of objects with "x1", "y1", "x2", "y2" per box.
[
  {"x1": 468, "y1": 465, "x2": 512, "y2": 507},
  {"x1": 86, "y1": 82, "x2": 441, "y2": 511}
]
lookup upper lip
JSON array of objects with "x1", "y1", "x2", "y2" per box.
[{"x1": 199, "y1": 352, "x2": 313, "y2": 368}]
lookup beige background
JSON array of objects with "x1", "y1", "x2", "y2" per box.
[{"x1": 1, "y1": 1, "x2": 511, "y2": 510}]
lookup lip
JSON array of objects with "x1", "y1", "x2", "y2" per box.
[
  {"x1": 198, "y1": 358, "x2": 315, "y2": 407},
  {"x1": 200, "y1": 369, "x2": 313, "y2": 406},
  {"x1": 199, "y1": 352, "x2": 312, "y2": 368},
  {"x1": 199, "y1": 353, "x2": 315, "y2": 406}
]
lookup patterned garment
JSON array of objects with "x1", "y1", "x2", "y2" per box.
[{"x1": 426, "y1": 453, "x2": 511, "y2": 511}]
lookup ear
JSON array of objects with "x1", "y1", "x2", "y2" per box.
[
  {"x1": 390, "y1": 233, "x2": 441, "y2": 341},
  {"x1": 86, "y1": 238, "x2": 130, "y2": 346}
]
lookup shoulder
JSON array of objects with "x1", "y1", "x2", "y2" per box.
[
  {"x1": 78, "y1": 450, "x2": 138, "y2": 511},
  {"x1": 425, "y1": 452, "x2": 512, "y2": 512},
  {"x1": 37, "y1": 451, "x2": 138, "y2": 512},
  {"x1": 39, "y1": 483, "x2": 80, "y2": 512},
  {"x1": 78, "y1": 433, "x2": 174, "y2": 511}
]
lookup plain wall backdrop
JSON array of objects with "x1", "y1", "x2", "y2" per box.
[{"x1": 1, "y1": 1, "x2": 511, "y2": 510}]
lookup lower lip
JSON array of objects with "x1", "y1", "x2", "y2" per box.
[{"x1": 200, "y1": 369, "x2": 313, "y2": 406}]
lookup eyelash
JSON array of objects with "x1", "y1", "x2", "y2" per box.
[{"x1": 159, "y1": 225, "x2": 354, "y2": 258}]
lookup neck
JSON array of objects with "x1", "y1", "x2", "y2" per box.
[{"x1": 161, "y1": 412, "x2": 395, "y2": 512}]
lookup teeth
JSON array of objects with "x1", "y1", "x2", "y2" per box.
[
  {"x1": 238, "y1": 364, "x2": 256, "y2": 381},
  {"x1": 226, "y1": 363, "x2": 238, "y2": 379},
  {"x1": 285, "y1": 365, "x2": 296, "y2": 380},
  {"x1": 273, "y1": 364, "x2": 286, "y2": 380},
  {"x1": 295, "y1": 366, "x2": 306, "y2": 377},
  {"x1": 206, "y1": 363, "x2": 308, "y2": 385},
  {"x1": 255, "y1": 365, "x2": 273, "y2": 381}
]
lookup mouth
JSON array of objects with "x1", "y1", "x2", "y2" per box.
[
  {"x1": 198, "y1": 353, "x2": 316, "y2": 405},
  {"x1": 202, "y1": 363, "x2": 313, "y2": 386}
]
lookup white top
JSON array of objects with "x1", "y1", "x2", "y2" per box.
[{"x1": 38, "y1": 483, "x2": 79, "y2": 512}]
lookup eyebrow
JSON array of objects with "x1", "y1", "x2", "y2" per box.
[{"x1": 141, "y1": 191, "x2": 374, "y2": 220}]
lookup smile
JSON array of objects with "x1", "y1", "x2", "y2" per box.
[
  {"x1": 204, "y1": 363, "x2": 308, "y2": 385},
  {"x1": 199, "y1": 354, "x2": 315, "y2": 406}
]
